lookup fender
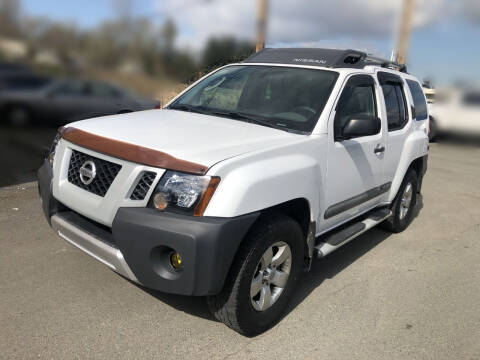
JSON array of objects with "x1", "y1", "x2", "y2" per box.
[
  {"x1": 204, "y1": 137, "x2": 325, "y2": 223},
  {"x1": 387, "y1": 129, "x2": 428, "y2": 202}
]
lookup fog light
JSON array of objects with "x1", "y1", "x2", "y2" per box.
[
  {"x1": 170, "y1": 252, "x2": 182, "y2": 270},
  {"x1": 153, "y1": 192, "x2": 168, "y2": 210}
]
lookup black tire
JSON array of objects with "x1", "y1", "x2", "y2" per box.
[
  {"x1": 381, "y1": 169, "x2": 418, "y2": 233},
  {"x1": 4, "y1": 104, "x2": 32, "y2": 126},
  {"x1": 429, "y1": 117, "x2": 437, "y2": 142},
  {"x1": 207, "y1": 213, "x2": 304, "y2": 336}
]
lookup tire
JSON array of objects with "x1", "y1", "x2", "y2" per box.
[
  {"x1": 4, "y1": 104, "x2": 32, "y2": 126},
  {"x1": 207, "y1": 213, "x2": 304, "y2": 336},
  {"x1": 381, "y1": 169, "x2": 418, "y2": 233},
  {"x1": 429, "y1": 117, "x2": 437, "y2": 142}
]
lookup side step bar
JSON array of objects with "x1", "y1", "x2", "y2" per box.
[{"x1": 314, "y1": 208, "x2": 392, "y2": 258}]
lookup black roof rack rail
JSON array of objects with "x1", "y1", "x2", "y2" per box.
[
  {"x1": 243, "y1": 48, "x2": 408, "y2": 73},
  {"x1": 362, "y1": 55, "x2": 408, "y2": 73}
]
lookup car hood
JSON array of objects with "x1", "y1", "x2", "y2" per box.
[{"x1": 67, "y1": 109, "x2": 300, "y2": 169}]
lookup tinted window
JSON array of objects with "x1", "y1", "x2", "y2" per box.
[
  {"x1": 335, "y1": 76, "x2": 377, "y2": 137},
  {"x1": 406, "y1": 79, "x2": 428, "y2": 120},
  {"x1": 54, "y1": 81, "x2": 87, "y2": 96},
  {"x1": 2, "y1": 76, "x2": 51, "y2": 91},
  {"x1": 87, "y1": 82, "x2": 121, "y2": 98},
  {"x1": 379, "y1": 79, "x2": 408, "y2": 131},
  {"x1": 170, "y1": 65, "x2": 339, "y2": 133}
]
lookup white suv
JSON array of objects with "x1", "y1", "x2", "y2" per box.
[{"x1": 38, "y1": 48, "x2": 429, "y2": 336}]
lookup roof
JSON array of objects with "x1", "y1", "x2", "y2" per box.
[{"x1": 243, "y1": 48, "x2": 407, "y2": 73}]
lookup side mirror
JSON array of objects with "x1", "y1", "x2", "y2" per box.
[{"x1": 339, "y1": 115, "x2": 381, "y2": 140}]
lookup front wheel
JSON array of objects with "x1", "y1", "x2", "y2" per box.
[
  {"x1": 381, "y1": 170, "x2": 418, "y2": 233},
  {"x1": 207, "y1": 213, "x2": 304, "y2": 336}
]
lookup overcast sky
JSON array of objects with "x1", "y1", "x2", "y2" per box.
[{"x1": 23, "y1": 0, "x2": 480, "y2": 84}]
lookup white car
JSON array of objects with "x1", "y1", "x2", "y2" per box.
[
  {"x1": 428, "y1": 87, "x2": 480, "y2": 140},
  {"x1": 38, "y1": 48, "x2": 429, "y2": 336}
]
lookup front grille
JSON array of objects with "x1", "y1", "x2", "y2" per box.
[
  {"x1": 130, "y1": 171, "x2": 156, "y2": 200},
  {"x1": 67, "y1": 150, "x2": 121, "y2": 197}
]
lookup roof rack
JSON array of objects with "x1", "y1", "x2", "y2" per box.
[
  {"x1": 362, "y1": 55, "x2": 408, "y2": 73},
  {"x1": 243, "y1": 48, "x2": 408, "y2": 73}
]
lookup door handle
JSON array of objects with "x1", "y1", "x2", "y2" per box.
[{"x1": 374, "y1": 145, "x2": 385, "y2": 154}]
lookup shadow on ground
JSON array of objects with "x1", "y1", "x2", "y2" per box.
[
  {"x1": 132, "y1": 196, "x2": 424, "y2": 330},
  {"x1": 1, "y1": 125, "x2": 57, "y2": 187}
]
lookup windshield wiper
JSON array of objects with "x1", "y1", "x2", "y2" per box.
[
  {"x1": 169, "y1": 105, "x2": 294, "y2": 133},
  {"x1": 208, "y1": 110, "x2": 286, "y2": 131},
  {"x1": 168, "y1": 104, "x2": 210, "y2": 115}
]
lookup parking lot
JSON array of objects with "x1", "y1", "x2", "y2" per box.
[{"x1": 1, "y1": 143, "x2": 479, "y2": 359}]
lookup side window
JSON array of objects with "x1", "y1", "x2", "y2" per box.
[
  {"x1": 334, "y1": 75, "x2": 377, "y2": 137},
  {"x1": 54, "y1": 81, "x2": 86, "y2": 96},
  {"x1": 406, "y1": 79, "x2": 428, "y2": 120},
  {"x1": 378, "y1": 72, "x2": 408, "y2": 131},
  {"x1": 87, "y1": 82, "x2": 120, "y2": 98}
]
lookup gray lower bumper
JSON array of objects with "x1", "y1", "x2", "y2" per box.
[{"x1": 51, "y1": 214, "x2": 139, "y2": 283}]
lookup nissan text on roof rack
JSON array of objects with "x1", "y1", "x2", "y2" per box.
[{"x1": 38, "y1": 48, "x2": 429, "y2": 336}]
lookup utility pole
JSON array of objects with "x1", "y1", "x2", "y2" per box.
[
  {"x1": 395, "y1": 0, "x2": 415, "y2": 65},
  {"x1": 256, "y1": 0, "x2": 267, "y2": 52}
]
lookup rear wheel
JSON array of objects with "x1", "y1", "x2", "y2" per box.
[
  {"x1": 207, "y1": 213, "x2": 304, "y2": 336},
  {"x1": 381, "y1": 170, "x2": 418, "y2": 233}
]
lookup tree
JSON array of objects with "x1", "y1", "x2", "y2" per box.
[
  {"x1": 161, "y1": 19, "x2": 176, "y2": 52},
  {"x1": 201, "y1": 37, "x2": 255, "y2": 74},
  {"x1": 0, "y1": 0, "x2": 22, "y2": 38}
]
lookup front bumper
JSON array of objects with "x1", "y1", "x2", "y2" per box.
[
  {"x1": 51, "y1": 212, "x2": 139, "y2": 282},
  {"x1": 38, "y1": 160, "x2": 259, "y2": 296}
]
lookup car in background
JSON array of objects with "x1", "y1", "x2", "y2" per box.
[
  {"x1": 0, "y1": 77, "x2": 160, "y2": 126},
  {"x1": 428, "y1": 87, "x2": 480, "y2": 141},
  {"x1": 423, "y1": 87, "x2": 435, "y2": 104}
]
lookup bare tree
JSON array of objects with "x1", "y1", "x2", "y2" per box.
[
  {"x1": 0, "y1": 0, "x2": 22, "y2": 38},
  {"x1": 111, "y1": 0, "x2": 133, "y2": 20},
  {"x1": 161, "y1": 19, "x2": 177, "y2": 52}
]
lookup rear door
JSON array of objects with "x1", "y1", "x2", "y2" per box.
[
  {"x1": 322, "y1": 74, "x2": 388, "y2": 230},
  {"x1": 377, "y1": 71, "x2": 413, "y2": 183},
  {"x1": 406, "y1": 78, "x2": 429, "y2": 136}
]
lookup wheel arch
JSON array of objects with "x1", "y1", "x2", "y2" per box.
[
  {"x1": 390, "y1": 154, "x2": 428, "y2": 202},
  {"x1": 230, "y1": 197, "x2": 315, "y2": 275}
]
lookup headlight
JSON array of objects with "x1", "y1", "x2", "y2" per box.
[
  {"x1": 149, "y1": 171, "x2": 220, "y2": 216},
  {"x1": 48, "y1": 131, "x2": 62, "y2": 165}
]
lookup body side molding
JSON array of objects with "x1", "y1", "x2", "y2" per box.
[{"x1": 324, "y1": 182, "x2": 391, "y2": 219}]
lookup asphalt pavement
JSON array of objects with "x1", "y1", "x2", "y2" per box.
[{"x1": 1, "y1": 143, "x2": 479, "y2": 359}]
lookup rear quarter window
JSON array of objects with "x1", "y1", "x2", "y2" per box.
[{"x1": 406, "y1": 79, "x2": 428, "y2": 121}]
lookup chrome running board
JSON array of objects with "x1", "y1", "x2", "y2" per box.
[{"x1": 314, "y1": 208, "x2": 392, "y2": 258}]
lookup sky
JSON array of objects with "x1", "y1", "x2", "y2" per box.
[{"x1": 22, "y1": 0, "x2": 480, "y2": 85}]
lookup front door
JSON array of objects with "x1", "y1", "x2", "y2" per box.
[{"x1": 321, "y1": 74, "x2": 387, "y2": 231}]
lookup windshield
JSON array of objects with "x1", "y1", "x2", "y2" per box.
[{"x1": 169, "y1": 65, "x2": 338, "y2": 133}]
